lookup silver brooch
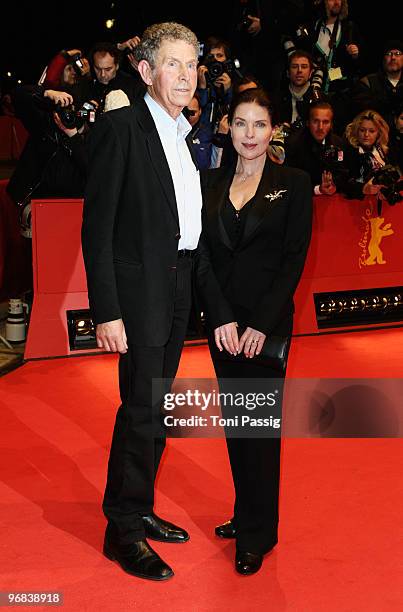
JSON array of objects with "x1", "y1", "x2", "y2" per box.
[{"x1": 264, "y1": 189, "x2": 287, "y2": 202}]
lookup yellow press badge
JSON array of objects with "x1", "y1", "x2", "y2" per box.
[{"x1": 328, "y1": 67, "x2": 343, "y2": 81}]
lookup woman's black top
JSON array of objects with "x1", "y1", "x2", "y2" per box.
[{"x1": 221, "y1": 191, "x2": 257, "y2": 248}]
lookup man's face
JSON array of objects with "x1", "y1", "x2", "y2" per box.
[
  {"x1": 93, "y1": 52, "x2": 119, "y2": 85},
  {"x1": 186, "y1": 96, "x2": 201, "y2": 127},
  {"x1": 308, "y1": 108, "x2": 333, "y2": 142},
  {"x1": 145, "y1": 39, "x2": 198, "y2": 119},
  {"x1": 289, "y1": 57, "x2": 313, "y2": 87},
  {"x1": 395, "y1": 112, "x2": 403, "y2": 133},
  {"x1": 326, "y1": 0, "x2": 342, "y2": 16},
  {"x1": 383, "y1": 49, "x2": 403, "y2": 75},
  {"x1": 209, "y1": 46, "x2": 227, "y2": 62}
]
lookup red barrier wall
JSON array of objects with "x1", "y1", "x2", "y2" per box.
[
  {"x1": 293, "y1": 194, "x2": 403, "y2": 334},
  {"x1": 24, "y1": 195, "x2": 403, "y2": 359}
]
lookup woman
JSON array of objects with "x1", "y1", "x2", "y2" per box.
[
  {"x1": 196, "y1": 88, "x2": 312, "y2": 575},
  {"x1": 343, "y1": 110, "x2": 391, "y2": 200}
]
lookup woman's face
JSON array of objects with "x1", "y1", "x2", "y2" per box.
[
  {"x1": 230, "y1": 102, "x2": 273, "y2": 159},
  {"x1": 358, "y1": 119, "x2": 379, "y2": 148}
]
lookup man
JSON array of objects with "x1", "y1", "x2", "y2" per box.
[
  {"x1": 185, "y1": 92, "x2": 213, "y2": 169},
  {"x1": 197, "y1": 36, "x2": 234, "y2": 131},
  {"x1": 284, "y1": 0, "x2": 364, "y2": 131},
  {"x1": 285, "y1": 102, "x2": 347, "y2": 195},
  {"x1": 229, "y1": 0, "x2": 305, "y2": 91},
  {"x1": 273, "y1": 50, "x2": 315, "y2": 130},
  {"x1": 81, "y1": 22, "x2": 202, "y2": 581},
  {"x1": 353, "y1": 40, "x2": 403, "y2": 129},
  {"x1": 88, "y1": 40, "x2": 143, "y2": 107},
  {"x1": 7, "y1": 49, "x2": 90, "y2": 238}
]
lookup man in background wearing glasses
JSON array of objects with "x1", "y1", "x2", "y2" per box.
[{"x1": 354, "y1": 40, "x2": 403, "y2": 129}]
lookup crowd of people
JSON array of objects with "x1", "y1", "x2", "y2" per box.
[{"x1": 1, "y1": 0, "x2": 402, "y2": 225}]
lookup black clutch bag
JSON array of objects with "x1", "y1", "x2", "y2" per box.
[{"x1": 214, "y1": 331, "x2": 290, "y2": 374}]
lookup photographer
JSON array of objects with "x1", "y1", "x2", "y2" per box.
[
  {"x1": 285, "y1": 101, "x2": 347, "y2": 195},
  {"x1": 283, "y1": 0, "x2": 364, "y2": 133},
  {"x1": 183, "y1": 92, "x2": 213, "y2": 170},
  {"x1": 353, "y1": 41, "x2": 403, "y2": 130},
  {"x1": 87, "y1": 40, "x2": 144, "y2": 110},
  {"x1": 343, "y1": 109, "x2": 402, "y2": 203},
  {"x1": 6, "y1": 50, "x2": 91, "y2": 237},
  {"x1": 273, "y1": 50, "x2": 318, "y2": 131},
  {"x1": 197, "y1": 37, "x2": 235, "y2": 132},
  {"x1": 389, "y1": 105, "x2": 403, "y2": 171},
  {"x1": 229, "y1": 0, "x2": 305, "y2": 91}
]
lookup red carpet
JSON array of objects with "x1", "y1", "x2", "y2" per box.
[{"x1": 1, "y1": 328, "x2": 403, "y2": 610}]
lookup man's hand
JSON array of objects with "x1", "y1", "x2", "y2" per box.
[
  {"x1": 247, "y1": 16, "x2": 261, "y2": 36},
  {"x1": 214, "y1": 73, "x2": 231, "y2": 93},
  {"x1": 217, "y1": 113, "x2": 229, "y2": 135},
  {"x1": 346, "y1": 44, "x2": 359, "y2": 57},
  {"x1": 96, "y1": 319, "x2": 128, "y2": 353},
  {"x1": 214, "y1": 322, "x2": 239, "y2": 355},
  {"x1": 320, "y1": 170, "x2": 337, "y2": 195},
  {"x1": 197, "y1": 65, "x2": 208, "y2": 89},
  {"x1": 239, "y1": 327, "x2": 266, "y2": 358},
  {"x1": 53, "y1": 111, "x2": 77, "y2": 137},
  {"x1": 44, "y1": 90, "x2": 73, "y2": 107},
  {"x1": 117, "y1": 36, "x2": 141, "y2": 52}
]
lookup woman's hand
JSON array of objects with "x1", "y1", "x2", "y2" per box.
[
  {"x1": 214, "y1": 322, "x2": 239, "y2": 355},
  {"x1": 363, "y1": 178, "x2": 383, "y2": 195},
  {"x1": 239, "y1": 327, "x2": 266, "y2": 358}
]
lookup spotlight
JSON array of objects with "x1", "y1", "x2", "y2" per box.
[
  {"x1": 67, "y1": 309, "x2": 97, "y2": 350},
  {"x1": 314, "y1": 286, "x2": 403, "y2": 328},
  {"x1": 105, "y1": 18, "x2": 115, "y2": 29}
]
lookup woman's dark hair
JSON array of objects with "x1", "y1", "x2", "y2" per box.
[{"x1": 228, "y1": 88, "x2": 273, "y2": 124}]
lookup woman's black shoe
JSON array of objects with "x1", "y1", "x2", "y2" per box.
[
  {"x1": 103, "y1": 535, "x2": 174, "y2": 581},
  {"x1": 235, "y1": 551, "x2": 263, "y2": 575},
  {"x1": 215, "y1": 519, "x2": 237, "y2": 538}
]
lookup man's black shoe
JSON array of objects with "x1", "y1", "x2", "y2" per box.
[
  {"x1": 215, "y1": 519, "x2": 236, "y2": 539},
  {"x1": 142, "y1": 512, "x2": 190, "y2": 543},
  {"x1": 235, "y1": 551, "x2": 263, "y2": 575},
  {"x1": 103, "y1": 536, "x2": 174, "y2": 581}
]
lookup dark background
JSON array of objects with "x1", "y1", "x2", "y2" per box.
[{"x1": 1, "y1": 2, "x2": 401, "y2": 90}]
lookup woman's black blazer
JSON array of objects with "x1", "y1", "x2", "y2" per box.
[{"x1": 195, "y1": 159, "x2": 312, "y2": 336}]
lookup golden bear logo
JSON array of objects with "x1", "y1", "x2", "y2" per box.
[{"x1": 364, "y1": 217, "x2": 394, "y2": 265}]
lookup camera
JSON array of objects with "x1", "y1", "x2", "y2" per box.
[
  {"x1": 57, "y1": 101, "x2": 97, "y2": 129},
  {"x1": 65, "y1": 51, "x2": 86, "y2": 77},
  {"x1": 182, "y1": 107, "x2": 197, "y2": 119},
  {"x1": 372, "y1": 164, "x2": 403, "y2": 206},
  {"x1": 203, "y1": 55, "x2": 241, "y2": 84},
  {"x1": 321, "y1": 144, "x2": 344, "y2": 171},
  {"x1": 283, "y1": 24, "x2": 310, "y2": 59},
  {"x1": 308, "y1": 66, "x2": 325, "y2": 102}
]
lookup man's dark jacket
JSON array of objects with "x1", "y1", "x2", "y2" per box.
[{"x1": 81, "y1": 98, "x2": 199, "y2": 346}]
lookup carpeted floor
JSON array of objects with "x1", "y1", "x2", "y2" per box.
[{"x1": 1, "y1": 328, "x2": 403, "y2": 611}]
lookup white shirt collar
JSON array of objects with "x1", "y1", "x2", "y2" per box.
[{"x1": 144, "y1": 92, "x2": 191, "y2": 139}]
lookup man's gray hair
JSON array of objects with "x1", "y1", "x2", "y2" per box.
[{"x1": 133, "y1": 22, "x2": 199, "y2": 70}]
